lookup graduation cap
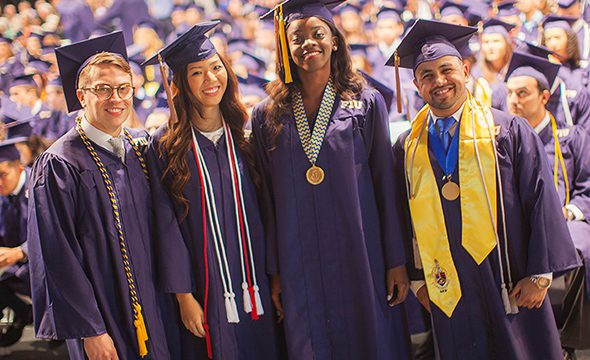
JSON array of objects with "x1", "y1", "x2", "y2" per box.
[
  {"x1": 9, "y1": 74, "x2": 36, "y2": 89},
  {"x1": 0, "y1": 37, "x2": 11, "y2": 44},
  {"x1": 482, "y1": 18, "x2": 516, "y2": 37},
  {"x1": 0, "y1": 98, "x2": 32, "y2": 124},
  {"x1": 386, "y1": 19, "x2": 477, "y2": 112},
  {"x1": 4, "y1": 118, "x2": 34, "y2": 139},
  {"x1": 336, "y1": 3, "x2": 362, "y2": 15},
  {"x1": 142, "y1": 21, "x2": 219, "y2": 73},
  {"x1": 235, "y1": 52, "x2": 267, "y2": 75},
  {"x1": 496, "y1": 1, "x2": 520, "y2": 17},
  {"x1": 135, "y1": 18, "x2": 161, "y2": 32},
  {"x1": 0, "y1": 139, "x2": 22, "y2": 163},
  {"x1": 359, "y1": 70, "x2": 394, "y2": 110},
  {"x1": 376, "y1": 6, "x2": 403, "y2": 22},
  {"x1": 505, "y1": 51, "x2": 560, "y2": 89},
  {"x1": 237, "y1": 74, "x2": 270, "y2": 98},
  {"x1": 439, "y1": 1, "x2": 470, "y2": 19},
  {"x1": 558, "y1": 0, "x2": 578, "y2": 9},
  {"x1": 349, "y1": 43, "x2": 370, "y2": 56},
  {"x1": 55, "y1": 31, "x2": 128, "y2": 113},
  {"x1": 542, "y1": 15, "x2": 577, "y2": 31},
  {"x1": 47, "y1": 76, "x2": 63, "y2": 87},
  {"x1": 27, "y1": 59, "x2": 52, "y2": 73},
  {"x1": 515, "y1": 40, "x2": 554, "y2": 59},
  {"x1": 227, "y1": 38, "x2": 251, "y2": 54},
  {"x1": 260, "y1": 0, "x2": 345, "y2": 84}
]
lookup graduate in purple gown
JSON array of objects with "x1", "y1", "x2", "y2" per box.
[
  {"x1": 557, "y1": 0, "x2": 590, "y2": 67},
  {"x1": 27, "y1": 32, "x2": 171, "y2": 360},
  {"x1": 143, "y1": 21, "x2": 281, "y2": 360},
  {"x1": 388, "y1": 20, "x2": 581, "y2": 359},
  {"x1": 252, "y1": 1, "x2": 412, "y2": 359},
  {"x1": 505, "y1": 51, "x2": 590, "y2": 355},
  {"x1": 52, "y1": 0, "x2": 95, "y2": 43},
  {"x1": 0, "y1": 139, "x2": 31, "y2": 347}
]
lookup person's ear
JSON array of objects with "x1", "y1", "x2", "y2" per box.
[{"x1": 76, "y1": 89, "x2": 86, "y2": 108}]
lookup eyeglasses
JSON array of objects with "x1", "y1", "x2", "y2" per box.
[{"x1": 81, "y1": 84, "x2": 134, "y2": 101}]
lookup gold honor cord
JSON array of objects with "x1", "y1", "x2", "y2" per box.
[
  {"x1": 549, "y1": 113, "x2": 570, "y2": 205},
  {"x1": 75, "y1": 117, "x2": 150, "y2": 357}
]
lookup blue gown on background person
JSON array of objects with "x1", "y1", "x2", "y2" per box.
[
  {"x1": 27, "y1": 127, "x2": 172, "y2": 360},
  {"x1": 394, "y1": 109, "x2": 581, "y2": 359},
  {"x1": 252, "y1": 88, "x2": 411, "y2": 360},
  {"x1": 147, "y1": 126, "x2": 281, "y2": 360},
  {"x1": 0, "y1": 168, "x2": 30, "y2": 298}
]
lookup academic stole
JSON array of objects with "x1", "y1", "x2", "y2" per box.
[
  {"x1": 190, "y1": 123, "x2": 264, "y2": 335},
  {"x1": 404, "y1": 96, "x2": 497, "y2": 317},
  {"x1": 292, "y1": 78, "x2": 336, "y2": 185},
  {"x1": 75, "y1": 117, "x2": 150, "y2": 357}
]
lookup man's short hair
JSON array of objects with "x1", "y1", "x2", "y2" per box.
[{"x1": 77, "y1": 52, "x2": 132, "y2": 88}]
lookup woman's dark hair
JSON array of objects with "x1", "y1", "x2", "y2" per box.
[
  {"x1": 264, "y1": 18, "x2": 365, "y2": 147},
  {"x1": 160, "y1": 54, "x2": 257, "y2": 219},
  {"x1": 541, "y1": 28, "x2": 581, "y2": 68}
]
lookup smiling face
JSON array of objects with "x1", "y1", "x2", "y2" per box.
[
  {"x1": 413, "y1": 55, "x2": 469, "y2": 116},
  {"x1": 76, "y1": 63, "x2": 133, "y2": 136},
  {"x1": 286, "y1": 17, "x2": 337, "y2": 76},
  {"x1": 186, "y1": 54, "x2": 228, "y2": 109}
]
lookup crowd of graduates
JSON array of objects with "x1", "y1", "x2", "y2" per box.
[{"x1": 0, "y1": 0, "x2": 590, "y2": 359}]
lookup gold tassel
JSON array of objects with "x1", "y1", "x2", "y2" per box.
[
  {"x1": 157, "y1": 53, "x2": 178, "y2": 126},
  {"x1": 278, "y1": 5, "x2": 293, "y2": 84},
  {"x1": 394, "y1": 52, "x2": 402, "y2": 113},
  {"x1": 133, "y1": 303, "x2": 149, "y2": 358}
]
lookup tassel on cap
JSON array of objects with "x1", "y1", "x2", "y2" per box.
[
  {"x1": 394, "y1": 52, "x2": 402, "y2": 113},
  {"x1": 276, "y1": 5, "x2": 293, "y2": 84},
  {"x1": 158, "y1": 53, "x2": 178, "y2": 126}
]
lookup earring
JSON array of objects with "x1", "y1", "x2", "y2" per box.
[{"x1": 333, "y1": 46, "x2": 338, "y2": 51}]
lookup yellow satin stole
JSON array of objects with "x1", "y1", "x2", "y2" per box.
[{"x1": 404, "y1": 95, "x2": 498, "y2": 317}]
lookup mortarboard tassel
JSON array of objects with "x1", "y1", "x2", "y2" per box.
[
  {"x1": 278, "y1": 5, "x2": 293, "y2": 84},
  {"x1": 133, "y1": 303, "x2": 149, "y2": 358},
  {"x1": 158, "y1": 53, "x2": 178, "y2": 126},
  {"x1": 394, "y1": 52, "x2": 402, "y2": 113}
]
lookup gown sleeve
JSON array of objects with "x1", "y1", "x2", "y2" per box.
[
  {"x1": 508, "y1": 117, "x2": 581, "y2": 275},
  {"x1": 251, "y1": 104, "x2": 280, "y2": 276},
  {"x1": 568, "y1": 126, "x2": 590, "y2": 219},
  {"x1": 146, "y1": 136, "x2": 196, "y2": 293},
  {"x1": 27, "y1": 153, "x2": 107, "y2": 339},
  {"x1": 365, "y1": 90, "x2": 407, "y2": 269}
]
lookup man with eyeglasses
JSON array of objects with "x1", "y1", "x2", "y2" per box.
[{"x1": 27, "y1": 32, "x2": 175, "y2": 360}]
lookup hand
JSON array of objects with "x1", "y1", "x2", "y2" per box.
[
  {"x1": 83, "y1": 333, "x2": 119, "y2": 360},
  {"x1": 386, "y1": 265, "x2": 409, "y2": 307},
  {"x1": 270, "y1": 275, "x2": 284, "y2": 323},
  {"x1": 0, "y1": 247, "x2": 25, "y2": 267},
  {"x1": 416, "y1": 285, "x2": 431, "y2": 313},
  {"x1": 176, "y1": 293, "x2": 206, "y2": 338},
  {"x1": 563, "y1": 207, "x2": 569, "y2": 221},
  {"x1": 510, "y1": 277, "x2": 548, "y2": 309}
]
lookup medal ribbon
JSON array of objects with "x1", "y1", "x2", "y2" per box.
[
  {"x1": 292, "y1": 78, "x2": 336, "y2": 167},
  {"x1": 75, "y1": 117, "x2": 150, "y2": 357},
  {"x1": 404, "y1": 95, "x2": 497, "y2": 317},
  {"x1": 428, "y1": 119, "x2": 459, "y2": 179}
]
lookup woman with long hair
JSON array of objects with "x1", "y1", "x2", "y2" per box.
[
  {"x1": 252, "y1": 1, "x2": 411, "y2": 359},
  {"x1": 542, "y1": 15, "x2": 590, "y2": 103},
  {"x1": 144, "y1": 22, "x2": 280, "y2": 359},
  {"x1": 472, "y1": 18, "x2": 514, "y2": 109}
]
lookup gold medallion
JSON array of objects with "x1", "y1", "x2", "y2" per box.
[
  {"x1": 306, "y1": 165, "x2": 325, "y2": 185},
  {"x1": 441, "y1": 181, "x2": 460, "y2": 201}
]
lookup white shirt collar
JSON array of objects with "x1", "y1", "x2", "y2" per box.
[
  {"x1": 533, "y1": 111, "x2": 551, "y2": 134},
  {"x1": 80, "y1": 115, "x2": 122, "y2": 154},
  {"x1": 10, "y1": 170, "x2": 26, "y2": 196},
  {"x1": 429, "y1": 103, "x2": 466, "y2": 123}
]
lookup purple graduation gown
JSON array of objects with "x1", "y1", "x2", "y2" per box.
[
  {"x1": 0, "y1": 168, "x2": 30, "y2": 296},
  {"x1": 251, "y1": 88, "x2": 411, "y2": 360},
  {"x1": 147, "y1": 126, "x2": 281, "y2": 360},
  {"x1": 537, "y1": 122, "x2": 590, "y2": 295},
  {"x1": 393, "y1": 108, "x2": 581, "y2": 360},
  {"x1": 56, "y1": 0, "x2": 95, "y2": 43},
  {"x1": 27, "y1": 128, "x2": 171, "y2": 360}
]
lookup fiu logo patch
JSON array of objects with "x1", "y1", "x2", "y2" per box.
[
  {"x1": 39, "y1": 111, "x2": 52, "y2": 119},
  {"x1": 131, "y1": 137, "x2": 148, "y2": 146},
  {"x1": 430, "y1": 259, "x2": 449, "y2": 293},
  {"x1": 340, "y1": 100, "x2": 363, "y2": 110}
]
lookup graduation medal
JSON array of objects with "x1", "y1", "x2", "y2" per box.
[
  {"x1": 293, "y1": 78, "x2": 336, "y2": 185},
  {"x1": 441, "y1": 180, "x2": 460, "y2": 201}
]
